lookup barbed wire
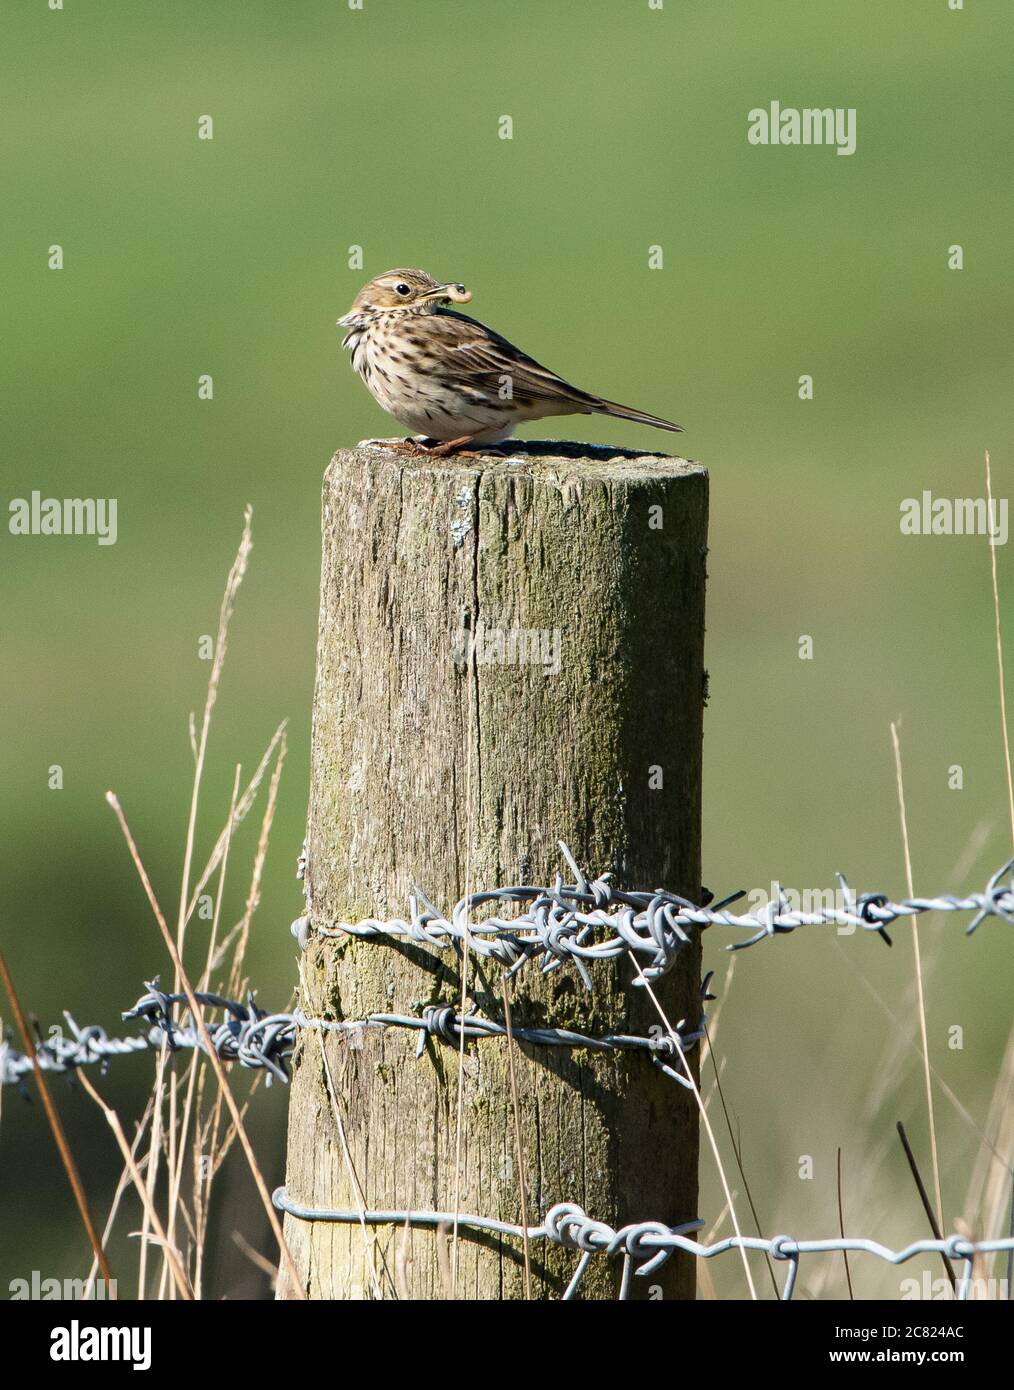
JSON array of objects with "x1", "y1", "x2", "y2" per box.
[
  {"x1": 0, "y1": 978, "x2": 712, "y2": 1091},
  {"x1": 271, "y1": 1190, "x2": 1014, "y2": 1302},
  {"x1": 293, "y1": 841, "x2": 1014, "y2": 983},
  {"x1": 9, "y1": 838, "x2": 1013, "y2": 1302},
  {"x1": 10, "y1": 846, "x2": 1007, "y2": 1090}
]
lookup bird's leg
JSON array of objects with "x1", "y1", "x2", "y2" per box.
[{"x1": 422, "y1": 434, "x2": 482, "y2": 457}]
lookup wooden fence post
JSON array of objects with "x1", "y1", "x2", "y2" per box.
[{"x1": 278, "y1": 440, "x2": 709, "y2": 1300}]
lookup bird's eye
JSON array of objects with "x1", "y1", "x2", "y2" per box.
[{"x1": 395, "y1": 283, "x2": 411, "y2": 296}]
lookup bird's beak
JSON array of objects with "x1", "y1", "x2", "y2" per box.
[
  {"x1": 336, "y1": 311, "x2": 356, "y2": 326},
  {"x1": 422, "y1": 282, "x2": 472, "y2": 305}
]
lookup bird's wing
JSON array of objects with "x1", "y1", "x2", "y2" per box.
[{"x1": 422, "y1": 311, "x2": 601, "y2": 410}]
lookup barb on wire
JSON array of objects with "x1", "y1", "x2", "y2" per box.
[
  {"x1": 122, "y1": 981, "x2": 296, "y2": 1084},
  {"x1": 271, "y1": 1190, "x2": 1014, "y2": 1302},
  {"x1": 293, "y1": 842, "x2": 1014, "y2": 981},
  {"x1": 0, "y1": 981, "x2": 298, "y2": 1091}
]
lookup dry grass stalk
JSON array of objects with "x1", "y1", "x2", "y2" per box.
[
  {"x1": 77, "y1": 1073, "x2": 191, "y2": 1299},
  {"x1": 105, "y1": 789, "x2": 305, "y2": 1297},
  {"x1": 890, "y1": 721, "x2": 944, "y2": 1231},
  {"x1": 0, "y1": 949, "x2": 113, "y2": 1288}
]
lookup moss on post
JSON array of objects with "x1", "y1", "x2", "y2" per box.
[{"x1": 279, "y1": 440, "x2": 708, "y2": 1300}]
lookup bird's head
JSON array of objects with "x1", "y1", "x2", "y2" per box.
[{"x1": 337, "y1": 269, "x2": 471, "y2": 328}]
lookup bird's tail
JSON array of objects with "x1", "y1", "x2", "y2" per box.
[{"x1": 594, "y1": 398, "x2": 684, "y2": 433}]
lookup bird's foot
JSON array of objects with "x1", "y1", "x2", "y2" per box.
[
  {"x1": 421, "y1": 434, "x2": 482, "y2": 458},
  {"x1": 358, "y1": 436, "x2": 430, "y2": 455},
  {"x1": 359, "y1": 435, "x2": 498, "y2": 460}
]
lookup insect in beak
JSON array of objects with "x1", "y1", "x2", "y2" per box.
[{"x1": 424, "y1": 283, "x2": 471, "y2": 305}]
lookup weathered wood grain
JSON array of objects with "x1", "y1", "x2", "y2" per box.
[{"x1": 279, "y1": 440, "x2": 709, "y2": 1300}]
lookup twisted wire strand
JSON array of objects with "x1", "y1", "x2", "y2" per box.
[
  {"x1": 295, "y1": 970, "x2": 713, "y2": 1088},
  {"x1": 294, "y1": 842, "x2": 1014, "y2": 984},
  {"x1": 271, "y1": 1190, "x2": 1014, "y2": 1302}
]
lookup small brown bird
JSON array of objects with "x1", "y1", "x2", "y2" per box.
[{"x1": 338, "y1": 268, "x2": 683, "y2": 454}]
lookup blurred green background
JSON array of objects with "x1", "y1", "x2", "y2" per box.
[{"x1": 2, "y1": 0, "x2": 1012, "y2": 1300}]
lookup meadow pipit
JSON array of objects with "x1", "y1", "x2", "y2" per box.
[{"x1": 337, "y1": 268, "x2": 683, "y2": 454}]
